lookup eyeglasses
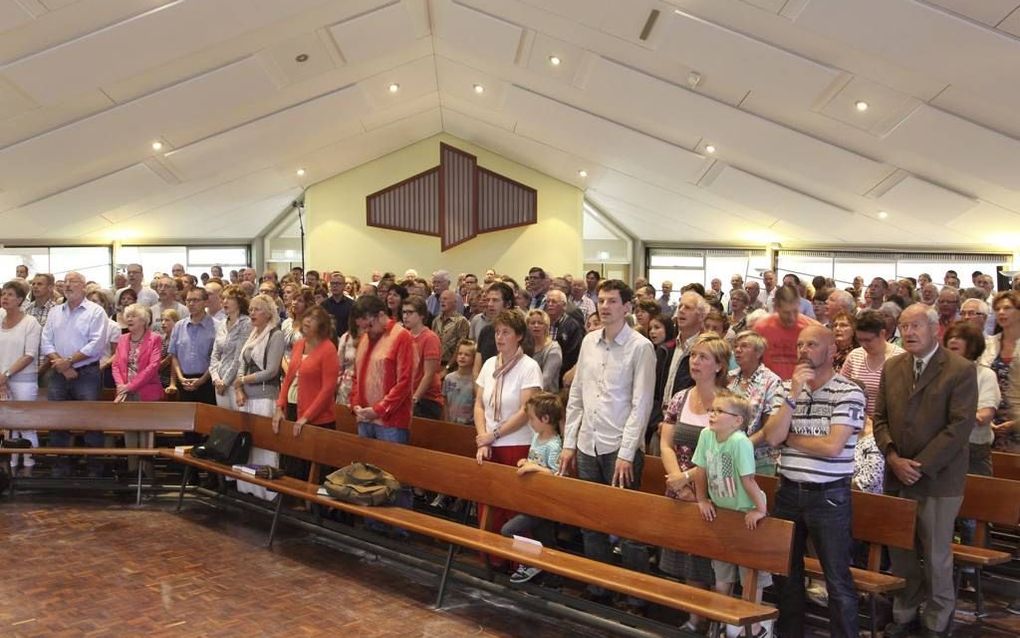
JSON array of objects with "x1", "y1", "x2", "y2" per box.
[
  {"x1": 708, "y1": 408, "x2": 741, "y2": 418},
  {"x1": 960, "y1": 310, "x2": 987, "y2": 317}
]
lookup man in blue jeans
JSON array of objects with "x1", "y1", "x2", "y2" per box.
[
  {"x1": 349, "y1": 295, "x2": 415, "y2": 510},
  {"x1": 560, "y1": 279, "x2": 656, "y2": 612},
  {"x1": 764, "y1": 325, "x2": 866, "y2": 638},
  {"x1": 40, "y1": 272, "x2": 109, "y2": 477}
]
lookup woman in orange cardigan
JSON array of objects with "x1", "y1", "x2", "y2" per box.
[{"x1": 274, "y1": 306, "x2": 339, "y2": 435}]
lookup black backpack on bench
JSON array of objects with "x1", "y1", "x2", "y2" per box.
[{"x1": 191, "y1": 424, "x2": 251, "y2": 466}]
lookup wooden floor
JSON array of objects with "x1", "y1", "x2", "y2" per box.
[
  {"x1": 0, "y1": 495, "x2": 617, "y2": 638},
  {"x1": 0, "y1": 492, "x2": 1017, "y2": 637}
]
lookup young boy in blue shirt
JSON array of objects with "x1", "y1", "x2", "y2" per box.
[
  {"x1": 692, "y1": 389, "x2": 770, "y2": 638},
  {"x1": 500, "y1": 391, "x2": 563, "y2": 584}
]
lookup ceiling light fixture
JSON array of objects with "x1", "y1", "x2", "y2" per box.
[
  {"x1": 296, "y1": 168, "x2": 306, "y2": 177},
  {"x1": 855, "y1": 100, "x2": 869, "y2": 112},
  {"x1": 295, "y1": 53, "x2": 309, "y2": 63},
  {"x1": 548, "y1": 55, "x2": 561, "y2": 66},
  {"x1": 578, "y1": 170, "x2": 587, "y2": 178},
  {"x1": 877, "y1": 210, "x2": 888, "y2": 219},
  {"x1": 473, "y1": 84, "x2": 485, "y2": 94},
  {"x1": 705, "y1": 144, "x2": 716, "y2": 154},
  {"x1": 151, "y1": 141, "x2": 163, "y2": 151},
  {"x1": 388, "y1": 83, "x2": 400, "y2": 93}
]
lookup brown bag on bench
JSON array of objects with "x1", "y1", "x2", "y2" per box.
[{"x1": 323, "y1": 462, "x2": 401, "y2": 506}]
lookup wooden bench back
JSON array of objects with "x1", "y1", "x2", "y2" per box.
[
  {"x1": 333, "y1": 410, "x2": 921, "y2": 552},
  {"x1": 197, "y1": 404, "x2": 794, "y2": 576},
  {"x1": 959, "y1": 474, "x2": 1020, "y2": 526},
  {"x1": 992, "y1": 452, "x2": 1020, "y2": 482},
  {"x1": 756, "y1": 475, "x2": 917, "y2": 550},
  {"x1": 0, "y1": 401, "x2": 197, "y2": 432}
]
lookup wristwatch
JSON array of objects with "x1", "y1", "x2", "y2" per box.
[{"x1": 784, "y1": 396, "x2": 797, "y2": 410}]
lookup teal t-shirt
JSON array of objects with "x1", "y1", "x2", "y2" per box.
[
  {"x1": 528, "y1": 433, "x2": 562, "y2": 471},
  {"x1": 691, "y1": 428, "x2": 757, "y2": 512}
]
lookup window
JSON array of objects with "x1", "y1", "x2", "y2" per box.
[
  {"x1": 118, "y1": 245, "x2": 249, "y2": 281},
  {"x1": 50, "y1": 247, "x2": 112, "y2": 288},
  {"x1": 647, "y1": 248, "x2": 767, "y2": 304}
]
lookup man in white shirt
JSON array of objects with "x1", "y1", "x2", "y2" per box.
[
  {"x1": 40, "y1": 271, "x2": 109, "y2": 477},
  {"x1": 152, "y1": 276, "x2": 187, "y2": 336},
  {"x1": 205, "y1": 281, "x2": 226, "y2": 323},
  {"x1": 561, "y1": 279, "x2": 656, "y2": 608},
  {"x1": 116, "y1": 263, "x2": 158, "y2": 307}
]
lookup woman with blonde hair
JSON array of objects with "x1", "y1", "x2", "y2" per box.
[
  {"x1": 526, "y1": 308, "x2": 562, "y2": 392},
  {"x1": 111, "y1": 303, "x2": 163, "y2": 477},
  {"x1": 234, "y1": 294, "x2": 286, "y2": 500},
  {"x1": 209, "y1": 285, "x2": 251, "y2": 411},
  {"x1": 657, "y1": 333, "x2": 732, "y2": 632}
]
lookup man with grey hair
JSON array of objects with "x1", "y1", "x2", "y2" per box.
[
  {"x1": 744, "y1": 281, "x2": 763, "y2": 311},
  {"x1": 152, "y1": 276, "x2": 187, "y2": 336},
  {"x1": 658, "y1": 280, "x2": 675, "y2": 316},
  {"x1": 651, "y1": 292, "x2": 708, "y2": 434},
  {"x1": 427, "y1": 269, "x2": 462, "y2": 317},
  {"x1": 936, "y1": 287, "x2": 960, "y2": 340},
  {"x1": 41, "y1": 271, "x2": 110, "y2": 477},
  {"x1": 875, "y1": 303, "x2": 976, "y2": 638},
  {"x1": 959, "y1": 297, "x2": 991, "y2": 335},
  {"x1": 205, "y1": 281, "x2": 225, "y2": 323},
  {"x1": 546, "y1": 288, "x2": 583, "y2": 380},
  {"x1": 879, "y1": 301, "x2": 903, "y2": 347},
  {"x1": 919, "y1": 283, "x2": 939, "y2": 306}
]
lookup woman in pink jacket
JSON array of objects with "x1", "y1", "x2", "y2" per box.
[{"x1": 112, "y1": 303, "x2": 163, "y2": 478}]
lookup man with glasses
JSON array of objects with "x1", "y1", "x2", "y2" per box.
[
  {"x1": 116, "y1": 263, "x2": 158, "y2": 307},
  {"x1": 526, "y1": 267, "x2": 550, "y2": 310},
  {"x1": 168, "y1": 288, "x2": 217, "y2": 409},
  {"x1": 959, "y1": 298, "x2": 991, "y2": 334},
  {"x1": 322, "y1": 271, "x2": 352, "y2": 340}
]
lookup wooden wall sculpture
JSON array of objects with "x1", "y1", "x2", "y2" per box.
[{"x1": 367, "y1": 143, "x2": 537, "y2": 251}]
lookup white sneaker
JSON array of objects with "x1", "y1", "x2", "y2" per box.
[{"x1": 509, "y1": 565, "x2": 543, "y2": 584}]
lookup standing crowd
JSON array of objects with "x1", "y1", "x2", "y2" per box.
[{"x1": 3, "y1": 261, "x2": 1019, "y2": 636}]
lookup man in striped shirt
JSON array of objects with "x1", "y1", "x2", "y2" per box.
[{"x1": 763, "y1": 324, "x2": 866, "y2": 638}]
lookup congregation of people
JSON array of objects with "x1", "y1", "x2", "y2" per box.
[{"x1": 2, "y1": 260, "x2": 1019, "y2": 637}]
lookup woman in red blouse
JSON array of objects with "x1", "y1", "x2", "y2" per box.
[{"x1": 274, "y1": 306, "x2": 339, "y2": 436}]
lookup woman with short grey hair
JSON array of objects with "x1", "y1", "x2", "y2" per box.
[{"x1": 727, "y1": 330, "x2": 784, "y2": 475}]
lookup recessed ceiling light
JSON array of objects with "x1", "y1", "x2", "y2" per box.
[
  {"x1": 151, "y1": 141, "x2": 163, "y2": 151},
  {"x1": 855, "y1": 100, "x2": 869, "y2": 112},
  {"x1": 548, "y1": 55, "x2": 561, "y2": 66},
  {"x1": 877, "y1": 210, "x2": 888, "y2": 219},
  {"x1": 295, "y1": 53, "x2": 309, "y2": 63},
  {"x1": 705, "y1": 144, "x2": 716, "y2": 154},
  {"x1": 388, "y1": 83, "x2": 400, "y2": 93},
  {"x1": 578, "y1": 170, "x2": 587, "y2": 178},
  {"x1": 296, "y1": 168, "x2": 306, "y2": 177},
  {"x1": 473, "y1": 84, "x2": 485, "y2": 94}
]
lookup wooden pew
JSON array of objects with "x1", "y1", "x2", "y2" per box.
[
  {"x1": 992, "y1": 451, "x2": 1020, "y2": 482},
  {"x1": 953, "y1": 473, "x2": 1020, "y2": 616},
  {"x1": 0, "y1": 401, "x2": 197, "y2": 503},
  {"x1": 163, "y1": 403, "x2": 795, "y2": 634}
]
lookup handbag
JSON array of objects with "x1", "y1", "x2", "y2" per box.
[
  {"x1": 191, "y1": 424, "x2": 252, "y2": 465},
  {"x1": 323, "y1": 462, "x2": 401, "y2": 506}
]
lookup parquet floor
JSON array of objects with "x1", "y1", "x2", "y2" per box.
[
  {"x1": 1, "y1": 494, "x2": 1017, "y2": 637},
  {"x1": 0, "y1": 496, "x2": 613, "y2": 637}
]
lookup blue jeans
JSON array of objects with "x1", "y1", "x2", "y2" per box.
[
  {"x1": 773, "y1": 478, "x2": 858, "y2": 638},
  {"x1": 576, "y1": 449, "x2": 649, "y2": 601},
  {"x1": 357, "y1": 422, "x2": 411, "y2": 509},
  {"x1": 47, "y1": 365, "x2": 103, "y2": 476}
]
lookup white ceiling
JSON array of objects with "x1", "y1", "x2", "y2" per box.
[{"x1": 1, "y1": 0, "x2": 1019, "y2": 249}]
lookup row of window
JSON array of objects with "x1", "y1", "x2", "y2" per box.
[
  {"x1": 0, "y1": 245, "x2": 249, "y2": 289},
  {"x1": 647, "y1": 248, "x2": 1011, "y2": 296}
]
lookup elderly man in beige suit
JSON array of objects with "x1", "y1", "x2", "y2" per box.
[{"x1": 874, "y1": 304, "x2": 977, "y2": 638}]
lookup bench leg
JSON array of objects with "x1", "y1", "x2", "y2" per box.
[
  {"x1": 869, "y1": 592, "x2": 877, "y2": 638},
  {"x1": 135, "y1": 461, "x2": 143, "y2": 506},
  {"x1": 176, "y1": 465, "x2": 192, "y2": 512},
  {"x1": 434, "y1": 543, "x2": 457, "y2": 609},
  {"x1": 266, "y1": 494, "x2": 285, "y2": 549},
  {"x1": 974, "y1": 566, "x2": 985, "y2": 618}
]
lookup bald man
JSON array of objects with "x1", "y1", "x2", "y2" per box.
[{"x1": 764, "y1": 324, "x2": 866, "y2": 638}]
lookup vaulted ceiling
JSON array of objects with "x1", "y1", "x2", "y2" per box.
[{"x1": 1, "y1": 0, "x2": 1019, "y2": 248}]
